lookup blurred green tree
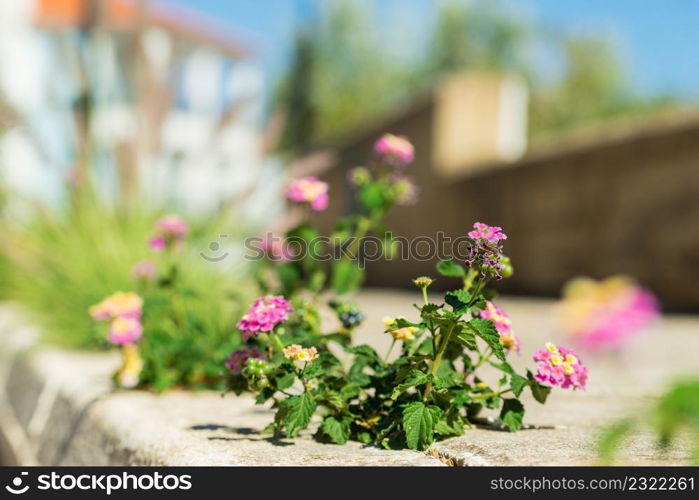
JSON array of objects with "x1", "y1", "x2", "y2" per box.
[{"x1": 275, "y1": 0, "x2": 677, "y2": 153}]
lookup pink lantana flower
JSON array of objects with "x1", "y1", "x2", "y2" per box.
[
  {"x1": 559, "y1": 276, "x2": 659, "y2": 351},
  {"x1": 149, "y1": 215, "x2": 188, "y2": 252},
  {"x1": 465, "y1": 222, "x2": 508, "y2": 279},
  {"x1": 89, "y1": 292, "x2": 143, "y2": 321},
  {"x1": 374, "y1": 134, "x2": 415, "y2": 166},
  {"x1": 108, "y1": 316, "x2": 143, "y2": 345},
  {"x1": 478, "y1": 301, "x2": 520, "y2": 354},
  {"x1": 533, "y1": 342, "x2": 588, "y2": 390},
  {"x1": 225, "y1": 346, "x2": 264, "y2": 374},
  {"x1": 131, "y1": 260, "x2": 156, "y2": 280},
  {"x1": 286, "y1": 177, "x2": 329, "y2": 211},
  {"x1": 236, "y1": 295, "x2": 294, "y2": 341},
  {"x1": 468, "y1": 222, "x2": 507, "y2": 244}
]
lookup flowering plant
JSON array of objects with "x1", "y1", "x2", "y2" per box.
[
  {"x1": 254, "y1": 133, "x2": 420, "y2": 299},
  {"x1": 227, "y1": 136, "x2": 587, "y2": 450},
  {"x1": 90, "y1": 214, "x2": 241, "y2": 390}
]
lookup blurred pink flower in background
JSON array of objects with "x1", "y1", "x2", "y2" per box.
[
  {"x1": 374, "y1": 134, "x2": 414, "y2": 166},
  {"x1": 259, "y1": 235, "x2": 295, "y2": 262},
  {"x1": 89, "y1": 292, "x2": 143, "y2": 321},
  {"x1": 559, "y1": 276, "x2": 659, "y2": 351},
  {"x1": 108, "y1": 316, "x2": 143, "y2": 345},
  {"x1": 131, "y1": 260, "x2": 157, "y2": 280},
  {"x1": 533, "y1": 342, "x2": 588, "y2": 390},
  {"x1": 286, "y1": 176, "x2": 329, "y2": 211},
  {"x1": 149, "y1": 215, "x2": 188, "y2": 252}
]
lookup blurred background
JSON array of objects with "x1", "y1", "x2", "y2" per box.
[{"x1": 0, "y1": 0, "x2": 698, "y2": 310}]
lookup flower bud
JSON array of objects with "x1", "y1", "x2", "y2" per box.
[{"x1": 412, "y1": 276, "x2": 434, "y2": 288}]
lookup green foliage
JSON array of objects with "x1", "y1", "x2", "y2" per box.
[{"x1": 237, "y1": 247, "x2": 547, "y2": 451}]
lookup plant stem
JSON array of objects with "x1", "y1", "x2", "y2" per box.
[
  {"x1": 344, "y1": 216, "x2": 372, "y2": 262},
  {"x1": 423, "y1": 323, "x2": 456, "y2": 401},
  {"x1": 271, "y1": 332, "x2": 286, "y2": 354},
  {"x1": 421, "y1": 287, "x2": 429, "y2": 305},
  {"x1": 473, "y1": 388, "x2": 512, "y2": 400},
  {"x1": 384, "y1": 339, "x2": 396, "y2": 363}
]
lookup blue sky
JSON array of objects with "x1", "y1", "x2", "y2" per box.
[{"x1": 167, "y1": 0, "x2": 699, "y2": 99}]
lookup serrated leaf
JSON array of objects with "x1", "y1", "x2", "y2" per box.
[
  {"x1": 444, "y1": 289, "x2": 471, "y2": 312},
  {"x1": 468, "y1": 318, "x2": 506, "y2": 362},
  {"x1": 346, "y1": 344, "x2": 382, "y2": 367},
  {"x1": 320, "y1": 416, "x2": 351, "y2": 444},
  {"x1": 455, "y1": 324, "x2": 477, "y2": 350},
  {"x1": 436, "y1": 259, "x2": 466, "y2": 277},
  {"x1": 500, "y1": 398, "x2": 525, "y2": 432},
  {"x1": 391, "y1": 370, "x2": 431, "y2": 400},
  {"x1": 319, "y1": 390, "x2": 346, "y2": 411},
  {"x1": 402, "y1": 402, "x2": 441, "y2": 450},
  {"x1": 282, "y1": 393, "x2": 317, "y2": 438}
]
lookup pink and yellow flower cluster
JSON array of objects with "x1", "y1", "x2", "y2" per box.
[
  {"x1": 89, "y1": 292, "x2": 143, "y2": 345},
  {"x1": 149, "y1": 215, "x2": 188, "y2": 252},
  {"x1": 533, "y1": 342, "x2": 588, "y2": 390},
  {"x1": 559, "y1": 276, "x2": 658, "y2": 351},
  {"x1": 236, "y1": 295, "x2": 294, "y2": 341},
  {"x1": 283, "y1": 344, "x2": 319, "y2": 363},
  {"x1": 479, "y1": 301, "x2": 520, "y2": 354},
  {"x1": 286, "y1": 176, "x2": 329, "y2": 211},
  {"x1": 374, "y1": 134, "x2": 415, "y2": 166}
]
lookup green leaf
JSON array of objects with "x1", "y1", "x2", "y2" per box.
[
  {"x1": 510, "y1": 374, "x2": 528, "y2": 398},
  {"x1": 346, "y1": 344, "x2": 382, "y2": 367},
  {"x1": 275, "y1": 372, "x2": 296, "y2": 391},
  {"x1": 436, "y1": 259, "x2": 466, "y2": 278},
  {"x1": 500, "y1": 398, "x2": 525, "y2": 432},
  {"x1": 282, "y1": 393, "x2": 317, "y2": 438},
  {"x1": 402, "y1": 402, "x2": 441, "y2": 450},
  {"x1": 444, "y1": 289, "x2": 471, "y2": 313},
  {"x1": 320, "y1": 416, "x2": 351, "y2": 444},
  {"x1": 468, "y1": 318, "x2": 506, "y2": 362},
  {"x1": 527, "y1": 370, "x2": 552, "y2": 404},
  {"x1": 391, "y1": 370, "x2": 431, "y2": 400},
  {"x1": 276, "y1": 263, "x2": 301, "y2": 292},
  {"x1": 340, "y1": 383, "x2": 361, "y2": 400},
  {"x1": 319, "y1": 391, "x2": 346, "y2": 412},
  {"x1": 455, "y1": 324, "x2": 477, "y2": 350}
]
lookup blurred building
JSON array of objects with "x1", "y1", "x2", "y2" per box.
[
  {"x1": 311, "y1": 72, "x2": 699, "y2": 311},
  {"x1": 0, "y1": 0, "x2": 281, "y2": 218}
]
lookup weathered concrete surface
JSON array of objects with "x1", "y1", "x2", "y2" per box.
[
  {"x1": 0, "y1": 304, "x2": 439, "y2": 466},
  {"x1": 1, "y1": 292, "x2": 698, "y2": 466}
]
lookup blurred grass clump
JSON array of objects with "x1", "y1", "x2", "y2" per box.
[
  {"x1": 599, "y1": 379, "x2": 699, "y2": 464},
  {"x1": 0, "y1": 191, "x2": 249, "y2": 391}
]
